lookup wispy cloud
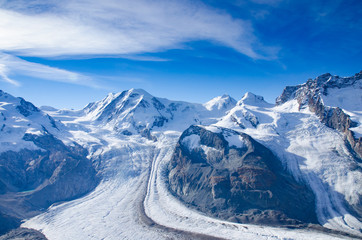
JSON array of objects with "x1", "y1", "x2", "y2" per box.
[
  {"x1": 0, "y1": 62, "x2": 20, "y2": 86},
  {"x1": 0, "y1": 53, "x2": 98, "y2": 87},
  {"x1": 0, "y1": 0, "x2": 276, "y2": 59}
]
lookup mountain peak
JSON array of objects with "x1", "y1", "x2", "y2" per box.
[
  {"x1": 99, "y1": 89, "x2": 153, "y2": 105},
  {"x1": 276, "y1": 71, "x2": 362, "y2": 107},
  {"x1": 128, "y1": 88, "x2": 153, "y2": 97},
  {"x1": 0, "y1": 90, "x2": 40, "y2": 117},
  {"x1": 0, "y1": 89, "x2": 14, "y2": 101},
  {"x1": 204, "y1": 94, "x2": 236, "y2": 111},
  {"x1": 238, "y1": 92, "x2": 268, "y2": 106},
  {"x1": 317, "y1": 72, "x2": 332, "y2": 79}
]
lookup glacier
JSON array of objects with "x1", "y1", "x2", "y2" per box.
[{"x1": 0, "y1": 72, "x2": 360, "y2": 239}]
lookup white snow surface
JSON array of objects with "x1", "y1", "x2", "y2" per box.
[
  {"x1": 11, "y1": 88, "x2": 361, "y2": 239},
  {"x1": 322, "y1": 86, "x2": 362, "y2": 112},
  {"x1": 181, "y1": 134, "x2": 200, "y2": 150},
  {"x1": 347, "y1": 110, "x2": 362, "y2": 138},
  {"x1": 224, "y1": 133, "x2": 246, "y2": 148},
  {"x1": 321, "y1": 83, "x2": 362, "y2": 138},
  {"x1": 204, "y1": 94, "x2": 236, "y2": 111},
  {"x1": 321, "y1": 74, "x2": 362, "y2": 112}
]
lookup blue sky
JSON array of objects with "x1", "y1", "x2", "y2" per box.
[{"x1": 0, "y1": 0, "x2": 361, "y2": 109}]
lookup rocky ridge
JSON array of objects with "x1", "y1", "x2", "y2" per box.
[
  {"x1": 168, "y1": 125, "x2": 317, "y2": 226},
  {"x1": 276, "y1": 71, "x2": 362, "y2": 160}
]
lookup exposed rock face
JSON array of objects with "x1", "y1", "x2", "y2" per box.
[
  {"x1": 276, "y1": 71, "x2": 362, "y2": 160},
  {"x1": 0, "y1": 133, "x2": 98, "y2": 234},
  {"x1": 168, "y1": 125, "x2": 317, "y2": 226},
  {"x1": 0, "y1": 228, "x2": 47, "y2": 240}
]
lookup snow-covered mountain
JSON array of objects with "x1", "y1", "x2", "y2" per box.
[
  {"x1": 1, "y1": 71, "x2": 362, "y2": 239},
  {"x1": 0, "y1": 91, "x2": 98, "y2": 234},
  {"x1": 80, "y1": 88, "x2": 236, "y2": 135},
  {"x1": 0, "y1": 90, "x2": 62, "y2": 153}
]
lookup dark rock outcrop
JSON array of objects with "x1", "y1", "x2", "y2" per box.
[
  {"x1": 276, "y1": 71, "x2": 362, "y2": 160},
  {"x1": 0, "y1": 133, "x2": 98, "y2": 234},
  {"x1": 0, "y1": 228, "x2": 47, "y2": 240},
  {"x1": 168, "y1": 125, "x2": 317, "y2": 226}
]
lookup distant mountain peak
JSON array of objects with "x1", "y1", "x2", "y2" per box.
[
  {"x1": 238, "y1": 92, "x2": 269, "y2": 106},
  {"x1": 40, "y1": 106, "x2": 59, "y2": 112},
  {"x1": 129, "y1": 88, "x2": 152, "y2": 96},
  {"x1": 204, "y1": 94, "x2": 236, "y2": 111},
  {"x1": 221, "y1": 93, "x2": 231, "y2": 98}
]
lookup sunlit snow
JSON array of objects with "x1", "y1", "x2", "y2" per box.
[{"x1": 12, "y1": 88, "x2": 361, "y2": 239}]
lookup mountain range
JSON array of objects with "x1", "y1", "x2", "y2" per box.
[{"x1": 0, "y1": 71, "x2": 361, "y2": 239}]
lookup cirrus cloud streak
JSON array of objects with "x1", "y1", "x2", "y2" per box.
[
  {"x1": 0, "y1": 53, "x2": 97, "y2": 87},
  {"x1": 0, "y1": 0, "x2": 276, "y2": 59}
]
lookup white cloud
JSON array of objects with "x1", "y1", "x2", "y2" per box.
[
  {"x1": 0, "y1": 63, "x2": 20, "y2": 86},
  {"x1": 0, "y1": 0, "x2": 276, "y2": 59},
  {"x1": 0, "y1": 53, "x2": 97, "y2": 87}
]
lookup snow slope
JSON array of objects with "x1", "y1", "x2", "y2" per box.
[
  {"x1": 23, "y1": 133, "x2": 168, "y2": 240},
  {"x1": 20, "y1": 87, "x2": 361, "y2": 239},
  {"x1": 321, "y1": 79, "x2": 362, "y2": 138},
  {"x1": 321, "y1": 73, "x2": 362, "y2": 112}
]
